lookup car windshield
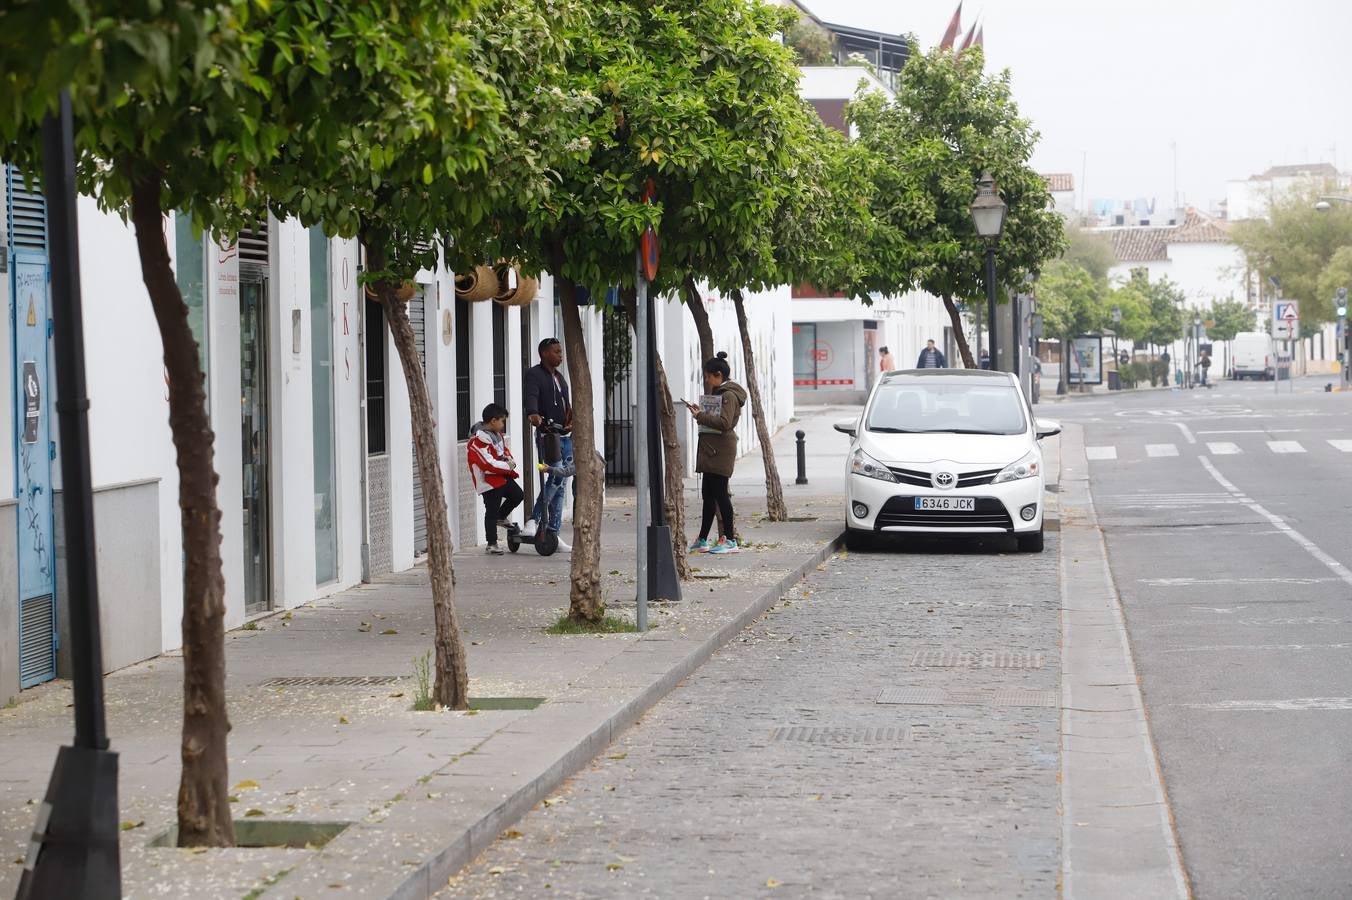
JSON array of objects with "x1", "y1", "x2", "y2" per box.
[{"x1": 865, "y1": 382, "x2": 1027, "y2": 436}]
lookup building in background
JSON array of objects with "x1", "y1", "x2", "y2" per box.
[
  {"x1": 1225, "y1": 162, "x2": 1348, "y2": 223},
  {"x1": 1042, "y1": 173, "x2": 1077, "y2": 219}
]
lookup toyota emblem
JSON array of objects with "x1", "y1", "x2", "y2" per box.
[{"x1": 933, "y1": 471, "x2": 956, "y2": 489}]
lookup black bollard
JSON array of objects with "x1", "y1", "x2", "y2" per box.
[{"x1": 795, "y1": 430, "x2": 808, "y2": 485}]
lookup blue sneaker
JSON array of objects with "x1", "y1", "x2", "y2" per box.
[
  {"x1": 689, "y1": 538, "x2": 712, "y2": 553},
  {"x1": 709, "y1": 538, "x2": 740, "y2": 554}
]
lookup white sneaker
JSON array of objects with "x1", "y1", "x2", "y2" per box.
[
  {"x1": 521, "y1": 519, "x2": 537, "y2": 537},
  {"x1": 555, "y1": 535, "x2": 572, "y2": 552}
]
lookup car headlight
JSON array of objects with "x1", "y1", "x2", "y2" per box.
[
  {"x1": 850, "y1": 448, "x2": 898, "y2": 483},
  {"x1": 993, "y1": 451, "x2": 1040, "y2": 484}
]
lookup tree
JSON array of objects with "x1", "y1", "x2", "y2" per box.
[
  {"x1": 1037, "y1": 260, "x2": 1104, "y2": 389},
  {"x1": 0, "y1": 0, "x2": 293, "y2": 847},
  {"x1": 1139, "y1": 272, "x2": 1186, "y2": 350},
  {"x1": 785, "y1": 12, "x2": 835, "y2": 66},
  {"x1": 255, "y1": 0, "x2": 583, "y2": 699},
  {"x1": 1064, "y1": 226, "x2": 1117, "y2": 283},
  {"x1": 848, "y1": 44, "x2": 1065, "y2": 368},
  {"x1": 1232, "y1": 189, "x2": 1352, "y2": 330},
  {"x1": 1317, "y1": 246, "x2": 1352, "y2": 318},
  {"x1": 1207, "y1": 298, "x2": 1255, "y2": 343}
]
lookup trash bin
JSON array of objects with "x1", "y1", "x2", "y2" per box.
[{"x1": 1107, "y1": 370, "x2": 1121, "y2": 391}]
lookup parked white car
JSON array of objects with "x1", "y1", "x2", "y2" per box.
[
  {"x1": 1230, "y1": 332, "x2": 1274, "y2": 380},
  {"x1": 835, "y1": 370, "x2": 1059, "y2": 553}
]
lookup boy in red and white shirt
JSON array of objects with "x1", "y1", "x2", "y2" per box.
[{"x1": 467, "y1": 403, "x2": 522, "y2": 554}]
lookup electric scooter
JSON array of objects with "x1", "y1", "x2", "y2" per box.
[{"x1": 506, "y1": 420, "x2": 566, "y2": 557}]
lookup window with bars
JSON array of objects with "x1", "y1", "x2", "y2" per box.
[
  {"x1": 365, "y1": 298, "x2": 387, "y2": 454},
  {"x1": 455, "y1": 297, "x2": 472, "y2": 440},
  {"x1": 492, "y1": 300, "x2": 506, "y2": 410}
]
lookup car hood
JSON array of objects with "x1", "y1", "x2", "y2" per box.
[{"x1": 858, "y1": 431, "x2": 1032, "y2": 467}]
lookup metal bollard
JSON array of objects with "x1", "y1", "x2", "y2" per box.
[{"x1": 795, "y1": 430, "x2": 808, "y2": 485}]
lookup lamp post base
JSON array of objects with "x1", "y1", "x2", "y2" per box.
[
  {"x1": 16, "y1": 744, "x2": 121, "y2": 900},
  {"x1": 646, "y1": 525, "x2": 682, "y2": 604}
]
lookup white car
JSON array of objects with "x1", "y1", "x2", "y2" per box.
[{"x1": 835, "y1": 370, "x2": 1059, "y2": 553}]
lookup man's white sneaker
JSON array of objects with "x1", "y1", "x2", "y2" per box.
[
  {"x1": 555, "y1": 535, "x2": 572, "y2": 552},
  {"x1": 521, "y1": 519, "x2": 537, "y2": 537}
]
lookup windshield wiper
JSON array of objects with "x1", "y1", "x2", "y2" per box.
[
  {"x1": 912, "y1": 428, "x2": 1000, "y2": 435},
  {"x1": 867, "y1": 426, "x2": 921, "y2": 433}
]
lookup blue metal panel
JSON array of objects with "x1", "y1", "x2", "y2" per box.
[{"x1": 7, "y1": 164, "x2": 56, "y2": 687}]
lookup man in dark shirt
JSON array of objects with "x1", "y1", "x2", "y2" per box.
[
  {"x1": 916, "y1": 339, "x2": 947, "y2": 369},
  {"x1": 522, "y1": 337, "x2": 572, "y2": 549}
]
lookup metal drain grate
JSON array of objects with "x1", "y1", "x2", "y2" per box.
[
  {"x1": 909, "y1": 649, "x2": 1047, "y2": 669},
  {"x1": 876, "y1": 687, "x2": 1057, "y2": 708},
  {"x1": 261, "y1": 675, "x2": 404, "y2": 687},
  {"x1": 771, "y1": 726, "x2": 913, "y2": 743}
]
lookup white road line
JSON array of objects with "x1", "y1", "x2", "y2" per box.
[
  {"x1": 1085, "y1": 446, "x2": 1117, "y2": 460},
  {"x1": 1206, "y1": 442, "x2": 1241, "y2": 455},
  {"x1": 1183, "y1": 698, "x2": 1352, "y2": 711},
  {"x1": 1163, "y1": 644, "x2": 1352, "y2": 653},
  {"x1": 1146, "y1": 444, "x2": 1179, "y2": 457},
  {"x1": 1199, "y1": 456, "x2": 1352, "y2": 589},
  {"x1": 1197, "y1": 429, "x2": 1305, "y2": 434},
  {"x1": 1142, "y1": 577, "x2": 1335, "y2": 586},
  {"x1": 1267, "y1": 440, "x2": 1306, "y2": 453},
  {"x1": 1172, "y1": 421, "x2": 1196, "y2": 445},
  {"x1": 1329, "y1": 440, "x2": 1352, "y2": 452}
]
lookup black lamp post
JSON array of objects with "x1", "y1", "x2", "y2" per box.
[{"x1": 969, "y1": 172, "x2": 1007, "y2": 370}]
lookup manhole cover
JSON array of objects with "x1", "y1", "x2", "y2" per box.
[
  {"x1": 909, "y1": 649, "x2": 1047, "y2": 669},
  {"x1": 261, "y1": 675, "x2": 403, "y2": 687},
  {"x1": 876, "y1": 687, "x2": 1056, "y2": 708},
  {"x1": 771, "y1": 726, "x2": 913, "y2": 743}
]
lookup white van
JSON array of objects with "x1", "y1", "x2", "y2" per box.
[{"x1": 1231, "y1": 332, "x2": 1273, "y2": 380}]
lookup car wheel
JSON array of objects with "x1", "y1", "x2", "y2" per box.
[
  {"x1": 1017, "y1": 528, "x2": 1044, "y2": 553},
  {"x1": 844, "y1": 527, "x2": 876, "y2": 552}
]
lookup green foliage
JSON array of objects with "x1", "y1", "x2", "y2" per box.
[
  {"x1": 601, "y1": 305, "x2": 631, "y2": 392},
  {"x1": 1124, "y1": 268, "x2": 1186, "y2": 346},
  {"x1": 1108, "y1": 281, "x2": 1152, "y2": 343},
  {"x1": 1317, "y1": 246, "x2": 1352, "y2": 317},
  {"x1": 545, "y1": 613, "x2": 638, "y2": 634},
  {"x1": 846, "y1": 43, "x2": 1065, "y2": 304},
  {"x1": 1206, "y1": 298, "x2": 1256, "y2": 342},
  {"x1": 785, "y1": 14, "x2": 835, "y2": 66},
  {"x1": 1063, "y1": 227, "x2": 1117, "y2": 283},
  {"x1": 411, "y1": 652, "x2": 434, "y2": 711},
  {"x1": 1037, "y1": 260, "x2": 1103, "y2": 339},
  {"x1": 1231, "y1": 189, "x2": 1352, "y2": 330},
  {"x1": 1117, "y1": 361, "x2": 1148, "y2": 388},
  {"x1": 0, "y1": 0, "x2": 266, "y2": 235}
]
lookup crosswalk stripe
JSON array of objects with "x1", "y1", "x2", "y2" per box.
[
  {"x1": 1086, "y1": 446, "x2": 1117, "y2": 460},
  {"x1": 1146, "y1": 444, "x2": 1179, "y2": 457},
  {"x1": 1329, "y1": 440, "x2": 1352, "y2": 453},
  {"x1": 1206, "y1": 442, "x2": 1241, "y2": 455},
  {"x1": 1267, "y1": 441, "x2": 1306, "y2": 454}
]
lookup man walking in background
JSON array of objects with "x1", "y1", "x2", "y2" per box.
[{"x1": 916, "y1": 339, "x2": 947, "y2": 369}]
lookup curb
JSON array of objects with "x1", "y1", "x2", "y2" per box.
[{"x1": 388, "y1": 533, "x2": 845, "y2": 899}]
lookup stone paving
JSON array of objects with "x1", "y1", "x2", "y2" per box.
[
  {"x1": 442, "y1": 531, "x2": 1064, "y2": 899},
  {"x1": 0, "y1": 412, "x2": 846, "y2": 899}
]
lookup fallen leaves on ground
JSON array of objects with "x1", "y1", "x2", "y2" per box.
[
  {"x1": 504, "y1": 829, "x2": 524, "y2": 839},
  {"x1": 766, "y1": 877, "x2": 781, "y2": 887},
  {"x1": 338, "y1": 716, "x2": 350, "y2": 725},
  {"x1": 119, "y1": 820, "x2": 144, "y2": 831},
  {"x1": 244, "y1": 809, "x2": 265, "y2": 818},
  {"x1": 233, "y1": 779, "x2": 260, "y2": 791}
]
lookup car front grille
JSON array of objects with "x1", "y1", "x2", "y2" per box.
[
  {"x1": 875, "y1": 496, "x2": 1013, "y2": 530},
  {"x1": 885, "y1": 466, "x2": 1003, "y2": 488}
]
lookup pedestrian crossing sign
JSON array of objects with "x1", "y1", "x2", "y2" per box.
[{"x1": 1275, "y1": 301, "x2": 1299, "y2": 322}]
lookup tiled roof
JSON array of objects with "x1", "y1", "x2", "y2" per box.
[
  {"x1": 1252, "y1": 162, "x2": 1340, "y2": 181},
  {"x1": 1169, "y1": 208, "x2": 1230, "y2": 244},
  {"x1": 1042, "y1": 173, "x2": 1074, "y2": 192},
  {"x1": 1106, "y1": 227, "x2": 1169, "y2": 263}
]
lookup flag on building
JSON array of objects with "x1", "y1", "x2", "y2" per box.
[{"x1": 939, "y1": 3, "x2": 963, "y2": 49}]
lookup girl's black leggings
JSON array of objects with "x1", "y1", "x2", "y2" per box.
[{"x1": 699, "y1": 473, "x2": 734, "y2": 541}]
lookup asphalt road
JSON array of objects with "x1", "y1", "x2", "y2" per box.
[{"x1": 1053, "y1": 377, "x2": 1352, "y2": 898}]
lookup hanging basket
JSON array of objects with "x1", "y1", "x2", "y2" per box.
[
  {"x1": 363, "y1": 282, "x2": 419, "y2": 302},
  {"x1": 493, "y1": 264, "x2": 539, "y2": 307},
  {"x1": 454, "y1": 265, "x2": 498, "y2": 302}
]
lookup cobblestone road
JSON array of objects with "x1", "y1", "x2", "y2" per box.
[{"x1": 444, "y1": 536, "x2": 1062, "y2": 899}]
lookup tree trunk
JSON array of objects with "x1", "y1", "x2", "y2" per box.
[
  {"x1": 942, "y1": 294, "x2": 975, "y2": 368},
  {"x1": 683, "y1": 276, "x2": 715, "y2": 365},
  {"x1": 619, "y1": 290, "x2": 691, "y2": 580},
  {"x1": 731, "y1": 289, "x2": 787, "y2": 522},
  {"x1": 129, "y1": 174, "x2": 233, "y2": 848},
  {"x1": 364, "y1": 243, "x2": 468, "y2": 709},
  {"x1": 552, "y1": 264, "x2": 604, "y2": 622}
]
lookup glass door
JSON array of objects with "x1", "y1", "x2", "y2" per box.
[
  {"x1": 309, "y1": 229, "x2": 338, "y2": 584},
  {"x1": 240, "y1": 277, "x2": 272, "y2": 613}
]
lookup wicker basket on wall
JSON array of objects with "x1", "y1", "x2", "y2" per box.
[
  {"x1": 493, "y1": 263, "x2": 539, "y2": 307},
  {"x1": 454, "y1": 265, "x2": 498, "y2": 302},
  {"x1": 363, "y1": 282, "x2": 419, "y2": 301}
]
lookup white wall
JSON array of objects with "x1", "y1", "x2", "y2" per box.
[
  {"x1": 331, "y1": 238, "x2": 365, "y2": 593},
  {"x1": 798, "y1": 66, "x2": 891, "y2": 101}
]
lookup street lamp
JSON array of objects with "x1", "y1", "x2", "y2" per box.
[
  {"x1": 1314, "y1": 196, "x2": 1352, "y2": 211},
  {"x1": 969, "y1": 171, "x2": 1007, "y2": 370}
]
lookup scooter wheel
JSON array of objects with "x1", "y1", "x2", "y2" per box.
[
  {"x1": 536, "y1": 530, "x2": 558, "y2": 556},
  {"x1": 507, "y1": 529, "x2": 521, "y2": 554}
]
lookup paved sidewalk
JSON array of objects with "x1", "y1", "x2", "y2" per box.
[{"x1": 0, "y1": 415, "x2": 844, "y2": 899}]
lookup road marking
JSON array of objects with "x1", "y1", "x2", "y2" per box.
[
  {"x1": 1146, "y1": 443, "x2": 1179, "y2": 457},
  {"x1": 1183, "y1": 698, "x2": 1352, "y2": 711},
  {"x1": 1267, "y1": 440, "x2": 1305, "y2": 453},
  {"x1": 1205, "y1": 442, "x2": 1241, "y2": 455},
  {"x1": 1172, "y1": 422, "x2": 1196, "y2": 444},
  {"x1": 1163, "y1": 644, "x2": 1352, "y2": 653},
  {"x1": 1199, "y1": 456, "x2": 1352, "y2": 589},
  {"x1": 1085, "y1": 446, "x2": 1117, "y2": 460},
  {"x1": 1146, "y1": 577, "x2": 1334, "y2": 586},
  {"x1": 1198, "y1": 429, "x2": 1305, "y2": 434},
  {"x1": 1329, "y1": 440, "x2": 1352, "y2": 452}
]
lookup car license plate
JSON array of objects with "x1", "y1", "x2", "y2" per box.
[{"x1": 915, "y1": 497, "x2": 975, "y2": 511}]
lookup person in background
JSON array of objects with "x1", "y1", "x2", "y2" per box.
[
  {"x1": 917, "y1": 339, "x2": 947, "y2": 369},
  {"x1": 522, "y1": 337, "x2": 572, "y2": 552},
  {"x1": 879, "y1": 346, "x2": 896, "y2": 372},
  {"x1": 467, "y1": 403, "x2": 522, "y2": 555},
  {"x1": 978, "y1": 349, "x2": 991, "y2": 370},
  {"x1": 685, "y1": 352, "x2": 747, "y2": 555},
  {"x1": 1200, "y1": 350, "x2": 1212, "y2": 386}
]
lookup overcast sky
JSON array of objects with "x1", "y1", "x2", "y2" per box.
[{"x1": 796, "y1": 0, "x2": 1352, "y2": 212}]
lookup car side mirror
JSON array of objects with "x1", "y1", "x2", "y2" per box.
[
  {"x1": 1035, "y1": 419, "x2": 1061, "y2": 440},
  {"x1": 833, "y1": 419, "x2": 858, "y2": 437}
]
